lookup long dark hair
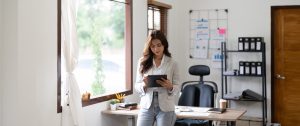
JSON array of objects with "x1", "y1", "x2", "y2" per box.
[{"x1": 140, "y1": 30, "x2": 171, "y2": 74}]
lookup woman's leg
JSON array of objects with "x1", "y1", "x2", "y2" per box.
[
  {"x1": 136, "y1": 108, "x2": 155, "y2": 126},
  {"x1": 156, "y1": 110, "x2": 176, "y2": 126}
]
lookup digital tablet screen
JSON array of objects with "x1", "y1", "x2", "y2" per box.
[{"x1": 147, "y1": 75, "x2": 167, "y2": 87}]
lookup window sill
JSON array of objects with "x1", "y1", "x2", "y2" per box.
[{"x1": 82, "y1": 90, "x2": 133, "y2": 107}]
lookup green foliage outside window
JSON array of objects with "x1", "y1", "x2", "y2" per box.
[{"x1": 76, "y1": 0, "x2": 125, "y2": 95}]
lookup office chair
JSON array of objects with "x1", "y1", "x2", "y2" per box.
[{"x1": 175, "y1": 65, "x2": 218, "y2": 126}]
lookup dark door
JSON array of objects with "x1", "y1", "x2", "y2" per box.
[{"x1": 272, "y1": 6, "x2": 300, "y2": 126}]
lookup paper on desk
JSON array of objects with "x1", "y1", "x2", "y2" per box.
[
  {"x1": 175, "y1": 106, "x2": 210, "y2": 113},
  {"x1": 177, "y1": 107, "x2": 193, "y2": 112},
  {"x1": 192, "y1": 107, "x2": 210, "y2": 113}
]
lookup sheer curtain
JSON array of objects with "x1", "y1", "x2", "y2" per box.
[{"x1": 61, "y1": 0, "x2": 85, "y2": 126}]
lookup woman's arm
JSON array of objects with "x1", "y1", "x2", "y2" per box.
[
  {"x1": 168, "y1": 61, "x2": 180, "y2": 95},
  {"x1": 134, "y1": 59, "x2": 147, "y2": 96}
]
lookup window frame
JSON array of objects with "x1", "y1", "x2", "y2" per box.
[
  {"x1": 147, "y1": 0, "x2": 171, "y2": 35},
  {"x1": 57, "y1": 0, "x2": 133, "y2": 113},
  {"x1": 57, "y1": 0, "x2": 62, "y2": 113}
]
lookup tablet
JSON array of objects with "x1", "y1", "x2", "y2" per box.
[{"x1": 147, "y1": 75, "x2": 167, "y2": 87}]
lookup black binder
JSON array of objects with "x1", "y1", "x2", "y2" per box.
[
  {"x1": 238, "y1": 37, "x2": 244, "y2": 51},
  {"x1": 250, "y1": 38, "x2": 256, "y2": 51},
  {"x1": 239, "y1": 61, "x2": 245, "y2": 75},
  {"x1": 256, "y1": 62, "x2": 262, "y2": 75},
  {"x1": 251, "y1": 62, "x2": 257, "y2": 75},
  {"x1": 244, "y1": 62, "x2": 250, "y2": 75},
  {"x1": 244, "y1": 38, "x2": 250, "y2": 51}
]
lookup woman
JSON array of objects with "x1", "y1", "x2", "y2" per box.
[{"x1": 135, "y1": 30, "x2": 179, "y2": 126}]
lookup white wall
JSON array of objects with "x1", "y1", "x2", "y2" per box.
[
  {"x1": 1, "y1": 0, "x2": 60, "y2": 126},
  {"x1": 0, "y1": 0, "x2": 3, "y2": 125},
  {"x1": 2, "y1": 0, "x2": 19, "y2": 125}
]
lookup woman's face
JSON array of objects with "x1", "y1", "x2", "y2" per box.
[{"x1": 150, "y1": 39, "x2": 164, "y2": 58}]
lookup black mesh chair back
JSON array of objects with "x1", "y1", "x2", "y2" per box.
[
  {"x1": 175, "y1": 65, "x2": 218, "y2": 126},
  {"x1": 178, "y1": 84, "x2": 199, "y2": 106},
  {"x1": 197, "y1": 84, "x2": 214, "y2": 107}
]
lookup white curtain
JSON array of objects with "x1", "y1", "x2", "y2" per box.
[{"x1": 61, "y1": 0, "x2": 85, "y2": 126}]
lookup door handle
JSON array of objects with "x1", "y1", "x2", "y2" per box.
[{"x1": 276, "y1": 74, "x2": 286, "y2": 80}]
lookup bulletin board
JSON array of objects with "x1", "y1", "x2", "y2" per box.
[{"x1": 189, "y1": 9, "x2": 228, "y2": 59}]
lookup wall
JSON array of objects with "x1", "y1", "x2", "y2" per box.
[
  {"x1": 176, "y1": 0, "x2": 300, "y2": 123},
  {"x1": 1, "y1": 0, "x2": 60, "y2": 126},
  {"x1": 0, "y1": 0, "x2": 3, "y2": 125},
  {"x1": 2, "y1": 0, "x2": 19, "y2": 125}
]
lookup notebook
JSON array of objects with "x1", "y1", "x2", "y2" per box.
[
  {"x1": 119, "y1": 102, "x2": 138, "y2": 108},
  {"x1": 207, "y1": 108, "x2": 226, "y2": 114}
]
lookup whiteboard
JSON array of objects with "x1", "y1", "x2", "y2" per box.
[{"x1": 189, "y1": 9, "x2": 228, "y2": 59}]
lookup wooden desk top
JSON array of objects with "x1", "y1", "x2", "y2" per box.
[
  {"x1": 102, "y1": 106, "x2": 246, "y2": 121},
  {"x1": 102, "y1": 108, "x2": 139, "y2": 116},
  {"x1": 175, "y1": 106, "x2": 246, "y2": 121}
]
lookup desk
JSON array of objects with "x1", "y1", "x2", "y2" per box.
[
  {"x1": 102, "y1": 108, "x2": 139, "y2": 126},
  {"x1": 102, "y1": 106, "x2": 246, "y2": 126}
]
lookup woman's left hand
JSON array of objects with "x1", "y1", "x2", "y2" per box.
[{"x1": 156, "y1": 78, "x2": 173, "y2": 91}]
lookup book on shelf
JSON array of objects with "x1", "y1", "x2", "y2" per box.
[
  {"x1": 242, "y1": 89, "x2": 263, "y2": 101},
  {"x1": 223, "y1": 92, "x2": 243, "y2": 100},
  {"x1": 223, "y1": 89, "x2": 262, "y2": 101}
]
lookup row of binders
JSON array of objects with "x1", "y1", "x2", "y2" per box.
[
  {"x1": 238, "y1": 37, "x2": 263, "y2": 51},
  {"x1": 239, "y1": 61, "x2": 262, "y2": 75}
]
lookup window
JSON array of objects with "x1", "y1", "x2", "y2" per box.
[
  {"x1": 57, "y1": 0, "x2": 132, "y2": 112},
  {"x1": 147, "y1": 0, "x2": 171, "y2": 35},
  {"x1": 148, "y1": 6, "x2": 161, "y2": 32}
]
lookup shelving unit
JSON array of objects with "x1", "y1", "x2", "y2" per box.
[{"x1": 221, "y1": 42, "x2": 267, "y2": 126}]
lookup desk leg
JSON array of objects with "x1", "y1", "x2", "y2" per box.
[{"x1": 128, "y1": 116, "x2": 136, "y2": 126}]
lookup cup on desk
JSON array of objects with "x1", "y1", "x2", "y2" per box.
[{"x1": 219, "y1": 99, "x2": 227, "y2": 109}]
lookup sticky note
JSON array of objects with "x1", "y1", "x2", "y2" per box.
[{"x1": 218, "y1": 28, "x2": 226, "y2": 35}]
